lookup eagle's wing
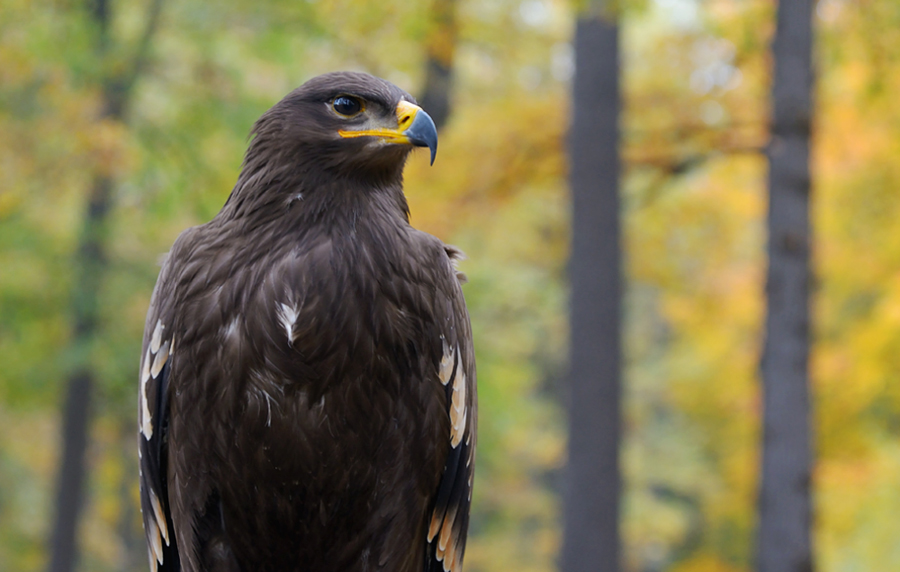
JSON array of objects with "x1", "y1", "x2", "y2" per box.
[
  {"x1": 426, "y1": 246, "x2": 477, "y2": 572},
  {"x1": 138, "y1": 249, "x2": 181, "y2": 572}
]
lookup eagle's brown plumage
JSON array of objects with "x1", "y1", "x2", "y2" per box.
[{"x1": 138, "y1": 72, "x2": 476, "y2": 572}]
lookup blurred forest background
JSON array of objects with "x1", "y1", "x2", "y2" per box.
[{"x1": 1, "y1": 0, "x2": 898, "y2": 571}]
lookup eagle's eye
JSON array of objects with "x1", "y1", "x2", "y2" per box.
[{"x1": 333, "y1": 95, "x2": 363, "y2": 117}]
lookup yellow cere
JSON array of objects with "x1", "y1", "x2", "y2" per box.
[{"x1": 338, "y1": 100, "x2": 423, "y2": 144}]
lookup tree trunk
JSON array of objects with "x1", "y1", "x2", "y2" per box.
[
  {"x1": 47, "y1": 1, "x2": 163, "y2": 570},
  {"x1": 418, "y1": 0, "x2": 456, "y2": 130},
  {"x1": 48, "y1": 372, "x2": 93, "y2": 572},
  {"x1": 561, "y1": 5, "x2": 621, "y2": 572},
  {"x1": 756, "y1": 0, "x2": 814, "y2": 571},
  {"x1": 118, "y1": 419, "x2": 144, "y2": 571}
]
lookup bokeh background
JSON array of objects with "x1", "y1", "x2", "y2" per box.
[{"x1": 1, "y1": 0, "x2": 898, "y2": 570}]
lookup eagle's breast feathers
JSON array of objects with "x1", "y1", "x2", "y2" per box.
[{"x1": 139, "y1": 179, "x2": 475, "y2": 572}]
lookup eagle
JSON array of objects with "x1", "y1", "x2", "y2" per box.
[{"x1": 137, "y1": 72, "x2": 476, "y2": 572}]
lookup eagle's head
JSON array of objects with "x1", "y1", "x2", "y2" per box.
[{"x1": 245, "y1": 72, "x2": 438, "y2": 186}]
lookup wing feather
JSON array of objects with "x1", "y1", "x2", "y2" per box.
[
  {"x1": 426, "y1": 247, "x2": 477, "y2": 572},
  {"x1": 138, "y1": 257, "x2": 181, "y2": 572}
]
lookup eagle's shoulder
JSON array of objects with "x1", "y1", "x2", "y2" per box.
[
  {"x1": 442, "y1": 244, "x2": 468, "y2": 284},
  {"x1": 139, "y1": 224, "x2": 206, "y2": 367},
  {"x1": 405, "y1": 228, "x2": 468, "y2": 285}
]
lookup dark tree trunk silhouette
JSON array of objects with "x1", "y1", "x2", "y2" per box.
[
  {"x1": 418, "y1": 0, "x2": 456, "y2": 130},
  {"x1": 118, "y1": 420, "x2": 144, "y2": 571},
  {"x1": 561, "y1": 4, "x2": 621, "y2": 572},
  {"x1": 756, "y1": 0, "x2": 815, "y2": 571},
  {"x1": 48, "y1": 372, "x2": 93, "y2": 572},
  {"x1": 48, "y1": 0, "x2": 163, "y2": 570}
]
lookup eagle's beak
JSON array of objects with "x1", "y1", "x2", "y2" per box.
[
  {"x1": 396, "y1": 101, "x2": 438, "y2": 165},
  {"x1": 338, "y1": 101, "x2": 439, "y2": 165}
]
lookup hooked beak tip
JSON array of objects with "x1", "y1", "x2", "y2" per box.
[{"x1": 403, "y1": 109, "x2": 438, "y2": 165}]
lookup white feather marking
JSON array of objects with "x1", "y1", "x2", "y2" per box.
[
  {"x1": 147, "y1": 517, "x2": 164, "y2": 566},
  {"x1": 450, "y1": 540, "x2": 463, "y2": 572},
  {"x1": 436, "y1": 540, "x2": 446, "y2": 565},
  {"x1": 452, "y1": 370, "x2": 465, "y2": 412},
  {"x1": 443, "y1": 533, "x2": 458, "y2": 572},
  {"x1": 141, "y1": 346, "x2": 152, "y2": 384},
  {"x1": 439, "y1": 343, "x2": 455, "y2": 386},
  {"x1": 428, "y1": 511, "x2": 442, "y2": 542},
  {"x1": 221, "y1": 316, "x2": 240, "y2": 341},
  {"x1": 148, "y1": 487, "x2": 170, "y2": 546},
  {"x1": 140, "y1": 348, "x2": 154, "y2": 439},
  {"x1": 457, "y1": 406, "x2": 468, "y2": 445},
  {"x1": 283, "y1": 188, "x2": 307, "y2": 207},
  {"x1": 260, "y1": 387, "x2": 276, "y2": 427},
  {"x1": 450, "y1": 369, "x2": 467, "y2": 447},
  {"x1": 438, "y1": 504, "x2": 458, "y2": 553},
  {"x1": 140, "y1": 386, "x2": 153, "y2": 436},
  {"x1": 278, "y1": 302, "x2": 299, "y2": 344},
  {"x1": 150, "y1": 319, "x2": 163, "y2": 353},
  {"x1": 150, "y1": 340, "x2": 170, "y2": 379}
]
